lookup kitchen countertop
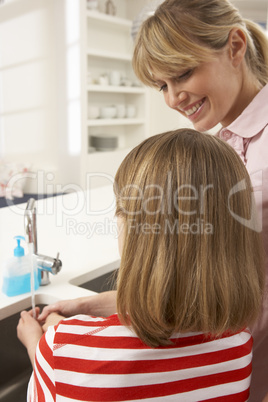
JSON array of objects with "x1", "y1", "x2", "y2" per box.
[{"x1": 0, "y1": 185, "x2": 120, "y2": 319}]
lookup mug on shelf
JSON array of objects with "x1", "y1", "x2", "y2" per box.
[
  {"x1": 88, "y1": 106, "x2": 100, "y2": 119},
  {"x1": 100, "y1": 105, "x2": 117, "y2": 119},
  {"x1": 98, "y1": 74, "x2": 109, "y2": 86},
  {"x1": 116, "y1": 104, "x2": 126, "y2": 118},
  {"x1": 126, "y1": 104, "x2": 136, "y2": 118},
  {"x1": 109, "y1": 71, "x2": 121, "y2": 86}
]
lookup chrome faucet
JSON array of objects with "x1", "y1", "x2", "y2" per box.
[{"x1": 24, "y1": 198, "x2": 62, "y2": 286}]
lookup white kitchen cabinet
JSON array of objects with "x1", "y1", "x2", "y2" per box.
[
  {"x1": 233, "y1": 0, "x2": 268, "y2": 27},
  {"x1": 80, "y1": 6, "x2": 149, "y2": 189}
]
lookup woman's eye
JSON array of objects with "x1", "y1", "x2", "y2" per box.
[
  {"x1": 159, "y1": 84, "x2": 167, "y2": 92},
  {"x1": 158, "y1": 70, "x2": 194, "y2": 92},
  {"x1": 178, "y1": 69, "x2": 193, "y2": 80}
]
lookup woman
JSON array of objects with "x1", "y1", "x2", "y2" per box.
[
  {"x1": 39, "y1": 1, "x2": 268, "y2": 399},
  {"x1": 132, "y1": 2, "x2": 268, "y2": 399}
]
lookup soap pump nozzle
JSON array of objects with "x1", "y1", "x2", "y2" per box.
[{"x1": 13, "y1": 236, "x2": 25, "y2": 257}]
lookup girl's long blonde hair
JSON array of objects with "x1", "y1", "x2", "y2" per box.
[
  {"x1": 133, "y1": 0, "x2": 268, "y2": 88},
  {"x1": 114, "y1": 129, "x2": 264, "y2": 347}
]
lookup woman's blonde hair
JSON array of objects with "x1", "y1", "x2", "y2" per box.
[
  {"x1": 114, "y1": 129, "x2": 264, "y2": 347},
  {"x1": 133, "y1": 0, "x2": 268, "y2": 88}
]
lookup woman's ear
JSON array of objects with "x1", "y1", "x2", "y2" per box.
[{"x1": 228, "y1": 28, "x2": 247, "y2": 67}]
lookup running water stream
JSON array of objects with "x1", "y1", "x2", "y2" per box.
[{"x1": 28, "y1": 243, "x2": 36, "y2": 319}]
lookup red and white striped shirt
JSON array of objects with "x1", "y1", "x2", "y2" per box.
[{"x1": 28, "y1": 314, "x2": 252, "y2": 401}]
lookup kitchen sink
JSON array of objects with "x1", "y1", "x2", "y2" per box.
[
  {"x1": 0, "y1": 304, "x2": 45, "y2": 402},
  {"x1": 79, "y1": 269, "x2": 118, "y2": 293},
  {"x1": 0, "y1": 294, "x2": 59, "y2": 402}
]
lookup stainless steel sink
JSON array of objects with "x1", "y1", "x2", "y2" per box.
[
  {"x1": 0, "y1": 294, "x2": 59, "y2": 402},
  {"x1": 79, "y1": 269, "x2": 118, "y2": 292},
  {"x1": 0, "y1": 304, "x2": 46, "y2": 402}
]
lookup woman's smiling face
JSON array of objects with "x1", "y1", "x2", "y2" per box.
[{"x1": 152, "y1": 46, "x2": 246, "y2": 131}]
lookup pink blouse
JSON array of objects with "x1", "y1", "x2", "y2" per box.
[{"x1": 217, "y1": 84, "x2": 268, "y2": 401}]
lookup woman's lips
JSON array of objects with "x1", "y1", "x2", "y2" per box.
[
  {"x1": 185, "y1": 100, "x2": 203, "y2": 116},
  {"x1": 183, "y1": 98, "x2": 206, "y2": 120}
]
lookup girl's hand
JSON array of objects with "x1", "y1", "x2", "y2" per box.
[{"x1": 17, "y1": 309, "x2": 44, "y2": 367}]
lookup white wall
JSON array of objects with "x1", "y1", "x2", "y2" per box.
[
  {"x1": 0, "y1": 0, "x2": 82, "y2": 193},
  {"x1": 0, "y1": 1, "x2": 57, "y2": 167}
]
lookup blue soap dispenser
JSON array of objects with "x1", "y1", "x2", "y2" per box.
[{"x1": 2, "y1": 236, "x2": 40, "y2": 297}]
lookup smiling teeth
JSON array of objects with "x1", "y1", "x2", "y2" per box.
[{"x1": 185, "y1": 101, "x2": 203, "y2": 116}]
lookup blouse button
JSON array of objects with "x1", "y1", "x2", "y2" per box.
[{"x1": 223, "y1": 130, "x2": 232, "y2": 139}]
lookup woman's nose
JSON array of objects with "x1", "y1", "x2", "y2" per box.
[{"x1": 166, "y1": 86, "x2": 187, "y2": 110}]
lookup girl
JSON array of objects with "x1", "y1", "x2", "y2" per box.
[{"x1": 18, "y1": 129, "x2": 264, "y2": 401}]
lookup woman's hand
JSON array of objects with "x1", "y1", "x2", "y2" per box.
[
  {"x1": 38, "y1": 298, "x2": 85, "y2": 323},
  {"x1": 17, "y1": 308, "x2": 44, "y2": 367},
  {"x1": 38, "y1": 291, "x2": 117, "y2": 324},
  {"x1": 42, "y1": 312, "x2": 65, "y2": 332}
]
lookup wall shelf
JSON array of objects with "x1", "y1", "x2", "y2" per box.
[
  {"x1": 86, "y1": 10, "x2": 132, "y2": 28},
  {"x1": 87, "y1": 49, "x2": 131, "y2": 61},
  {"x1": 88, "y1": 147, "x2": 133, "y2": 155},
  {"x1": 87, "y1": 118, "x2": 145, "y2": 127},
  {"x1": 87, "y1": 84, "x2": 145, "y2": 94}
]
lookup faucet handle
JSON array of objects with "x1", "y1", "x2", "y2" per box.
[
  {"x1": 36, "y1": 253, "x2": 62, "y2": 276},
  {"x1": 53, "y1": 252, "x2": 62, "y2": 275},
  {"x1": 37, "y1": 253, "x2": 62, "y2": 286}
]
